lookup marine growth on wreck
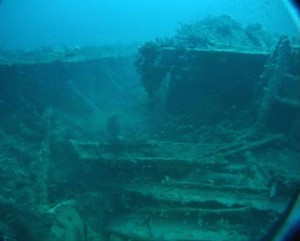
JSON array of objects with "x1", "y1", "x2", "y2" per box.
[{"x1": 0, "y1": 14, "x2": 300, "y2": 241}]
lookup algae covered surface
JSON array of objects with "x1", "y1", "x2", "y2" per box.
[{"x1": 0, "y1": 15, "x2": 300, "y2": 241}]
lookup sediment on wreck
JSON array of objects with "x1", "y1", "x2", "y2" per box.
[{"x1": 0, "y1": 15, "x2": 299, "y2": 241}]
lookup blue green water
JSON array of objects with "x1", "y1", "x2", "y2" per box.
[
  {"x1": 0, "y1": 1, "x2": 299, "y2": 241},
  {"x1": 0, "y1": 0, "x2": 299, "y2": 49}
]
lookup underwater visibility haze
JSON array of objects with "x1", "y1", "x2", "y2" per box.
[
  {"x1": 0, "y1": 1, "x2": 300, "y2": 241},
  {"x1": 0, "y1": 0, "x2": 299, "y2": 49}
]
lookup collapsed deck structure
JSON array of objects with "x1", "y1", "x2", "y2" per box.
[
  {"x1": 70, "y1": 16, "x2": 300, "y2": 241},
  {"x1": 0, "y1": 16, "x2": 299, "y2": 241}
]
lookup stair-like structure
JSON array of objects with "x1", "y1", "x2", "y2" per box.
[{"x1": 71, "y1": 135, "x2": 299, "y2": 241}]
